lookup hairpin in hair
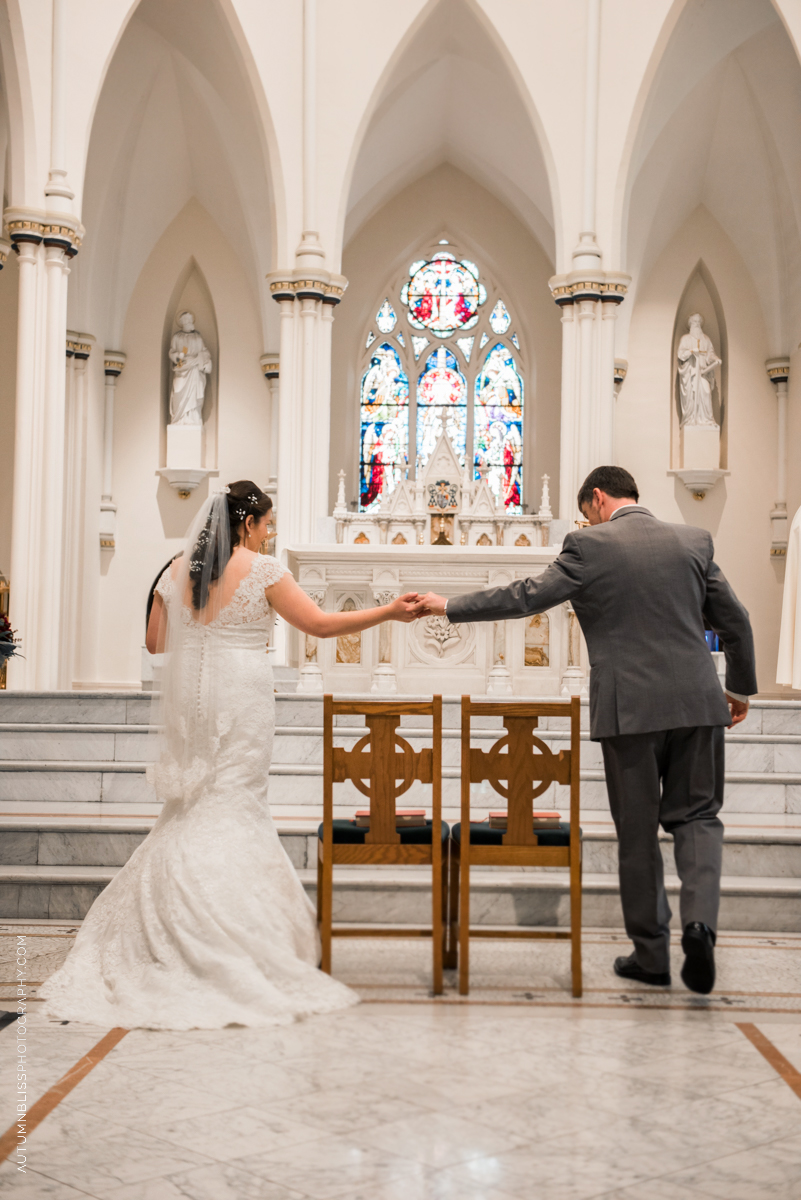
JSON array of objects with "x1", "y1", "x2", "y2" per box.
[
  {"x1": 221, "y1": 486, "x2": 230, "y2": 494},
  {"x1": 248, "y1": 493, "x2": 259, "y2": 503}
]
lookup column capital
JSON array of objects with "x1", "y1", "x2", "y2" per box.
[
  {"x1": 260, "y1": 353, "x2": 279, "y2": 379},
  {"x1": 66, "y1": 330, "x2": 94, "y2": 359},
  {"x1": 4, "y1": 207, "x2": 84, "y2": 256},
  {"x1": 549, "y1": 270, "x2": 630, "y2": 307},
  {"x1": 266, "y1": 269, "x2": 348, "y2": 305},
  {"x1": 0, "y1": 240, "x2": 10, "y2": 268},
  {"x1": 104, "y1": 350, "x2": 126, "y2": 377},
  {"x1": 766, "y1": 357, "x2": 790, "y2": 385}
]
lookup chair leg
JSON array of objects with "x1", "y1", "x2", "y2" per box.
[
  {"x1": 570, "y1": 854, "x2": 583, "y2": 998},
  {"x1": 320, "y1": 852, "x2": 333, "y2": 975},
  {"x1": 432, "y1": 850, "x2": 443, "y2": 997},
  {"x1": 444, "y1": 841, "x2": 459, "y2": 969},
  {"x1": 458, "y1": 854, "x2": 470, "y2": 996}
]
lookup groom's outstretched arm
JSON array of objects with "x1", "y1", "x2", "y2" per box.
[{"x1": 419, "y1": 533, "x2": 586, "y2": 624}]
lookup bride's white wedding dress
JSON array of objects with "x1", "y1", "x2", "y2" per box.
[{"x1": 40, "y1": 554, "x2": 358, "y2": 1030}]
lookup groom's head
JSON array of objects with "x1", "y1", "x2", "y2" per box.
[{"x1": 578, "y1": 466, "x2": 639, "y2": 525}]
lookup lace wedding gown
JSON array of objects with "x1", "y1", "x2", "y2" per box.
[{"x1": 40, "y1": 555, "x2": 358, "y2": 1030}]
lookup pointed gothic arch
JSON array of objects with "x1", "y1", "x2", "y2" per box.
[{"x1": 336, "y1": 0, "x2": 560, "y2": 269}]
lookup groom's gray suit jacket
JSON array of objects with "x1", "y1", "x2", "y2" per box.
[{"x1": 446, "y1": 506, "x2": 757, "y2": 741}]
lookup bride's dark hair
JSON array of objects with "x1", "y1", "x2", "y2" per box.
[{"x1": 189, "y1": 481, "x2": 273, "y2": 610}]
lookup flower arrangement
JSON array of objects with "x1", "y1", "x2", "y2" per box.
[{"x1": 0, "y1": 613, "x2": 21, "y2": 663}]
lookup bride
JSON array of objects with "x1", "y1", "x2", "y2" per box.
[{"x1": 40, "y1": 481, "x2": 420, "y2": 1030}]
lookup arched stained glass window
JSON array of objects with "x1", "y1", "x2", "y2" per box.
[
  {"x1": 359, "y1": 343, "x2": 409, "y2": 511},
  {"x1": 416, "y1": 346, "x2": 467, "y2": 472},
  {"x1": 474, "y1": 343, "x2": 524, "y2": 512},
  {"x1": 358, "y1": 248, "x2": 526, "y2": 514},
  {"x1": 401, "y1": 253, "x2": 487, "y2": 337}
]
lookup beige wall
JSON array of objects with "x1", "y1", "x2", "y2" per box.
[
  {"x1": 93, "y1": 199, "x2": 271, "y2": 685},
  {"x1": 618, "y1": 205, "x2": 797, "y2": 695},
  {"x1": 332, "y1": 164, "x2": 562, "y2": 515}
]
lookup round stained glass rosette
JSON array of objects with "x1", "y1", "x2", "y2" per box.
[{"x1": 401, "y1": 253, "x2": 487, "y2": 338}]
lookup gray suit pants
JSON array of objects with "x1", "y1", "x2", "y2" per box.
[{"x1": 600, "y1": 726, "x2": 725, "y2": 975}]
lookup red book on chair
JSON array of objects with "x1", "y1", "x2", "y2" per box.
[
  {"x1": 488, "y1": 810, "x2": 562, "y2": 830},
  {"x1": 354, "y1": 809, "x2": 427, "y2": 828}
]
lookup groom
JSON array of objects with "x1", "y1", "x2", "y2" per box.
[{"x1": 412, "y1": 466, "x2": 757, "y2": 994}]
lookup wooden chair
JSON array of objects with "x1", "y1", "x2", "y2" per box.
[
  {"x1": 318, "y1": 695, "x2": 447, "y2": 995},
  {"x1": 450, "y1": 696, "x2": 582, "y2": 997}
]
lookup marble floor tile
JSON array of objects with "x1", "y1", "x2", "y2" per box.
[
  {"x1": 355, "y1": 1108, "x2": 530, "y2": 1169},
  {"x1": 446, "y1": 1142, "x2": 653, "y2": 1200},
  {"x1": 237, "y1": 1136, "x2": 426, "y2": 1199},
  {"x1": 136, "y1": 1105, "x2": 325, "y2": 1163},
  {"x1": 103, "y1": 1163, "x2": 306, "y2": 1200},
  {"x1": 0, "y1": 1165, "x2": 96, "y2": 1198},
  {"x1": 263, "y1": 1084, "x2": 426, "y2": 1135},
  {"x1": 664, "y1": 1137, "x2": 801, "y2": 1200}
]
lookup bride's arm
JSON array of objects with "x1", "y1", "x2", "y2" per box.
[
  {"x1": 145, "y1": 592, "x2": 168, "y2": 654},
  {"x1": 266, "y1": 573, "x2": 419, "y2": 637}
]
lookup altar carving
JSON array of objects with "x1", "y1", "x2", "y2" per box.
[{"x1": 333, "y1": 435, "x2": 554, "y2": 548}]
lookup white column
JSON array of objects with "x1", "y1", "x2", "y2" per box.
[
  {"x1": 100, "y1": 352, "x2": 125, "y2": 550},
  {"x1": 296, "y1": 0, "x2": 324, "y2": 266},
  {"x1": 45, "y1": 0, "x2": 73, "y2": 208},
  {"x1": 575, "y1": 298, "x2": 596, "y2": 488},
  {"x1": 574, "y1": 0, "x2": 602, "y2": 268},
  {"x1": 557, "y1": 301, "x2": 577, "y2": 521},
  {"x1": 598, "y1": 299, "x2": 620, "y2": 465},
  {"x1": 59, "y1": 335, "x2": 93, "y2": 688},
  {"x1": 7, "y1": 237, "x2": 43, "y2": 689},
  {"x1": 314, "y1": 299, "x2": 335, "y2": 530},
  {"x1": 274, "y1": 290, "x2": 299, "y2": 562},
  {"x1": 259, "y1": 354, "x2": 280, "y2": 501},
  {"x1": 767, "y1": 358, "x2": 790, "y2": 555},
  {"x1": 38, "y1": 242, "x2": 71, "y2": 683}
]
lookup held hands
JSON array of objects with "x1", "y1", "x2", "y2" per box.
[
  {"x1": 386, "y1": 593, "x2": 424, "y2": 623},
  {"x1": 725, "y1": 694, "x2": 749, "y2": 729},
  {"x1": 384, "y1": 592, "x2": 449, "y2": 621},
  {"x1": 409, "y1": 592, "x2": 448, "y2": 618}
]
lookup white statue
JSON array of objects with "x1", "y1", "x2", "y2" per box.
[
  {"x1": 677, "y1": 313, "x2": 721, "y2": 428},
  {"x1": 169, "y1": 312, "x2": 212, "y2": 426}
]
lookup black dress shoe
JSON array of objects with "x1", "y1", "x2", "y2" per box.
[
  {"x1": 681, "y1": 922, "x2": 716, "y2": 994},
  {"x1": 614, "y1": 953, "x2": 671, "y2": 987}
]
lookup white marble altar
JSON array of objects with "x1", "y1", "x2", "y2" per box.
[{"x1": 287, "y1": 542, "x2": 581, "y2": 697}]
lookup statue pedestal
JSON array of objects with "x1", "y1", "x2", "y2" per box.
[
  {"x1": 167, "y1": 424, "x2": 203, "y2": 468},
  {"x1": 682, "y1": 425, "x2": 719, "y2": 469},
  {"x1": 157, "y1": 423, "x2": 217, "y2": 496}
]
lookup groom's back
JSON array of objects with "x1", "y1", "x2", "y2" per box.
[{"x1": 570, "y1": 507, "x2": 735, "y2": 738}]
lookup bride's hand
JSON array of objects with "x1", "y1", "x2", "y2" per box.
[{"x1": 385, "y1": 593, "x2": 422, "y2": 623}]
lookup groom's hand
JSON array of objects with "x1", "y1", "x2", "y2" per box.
[
  {"x1": 411, "y1": 592, "x2": 448, "y2": 617},
  {"x1": 725, "y1": 694, "x2": 749, "y2": 728}
]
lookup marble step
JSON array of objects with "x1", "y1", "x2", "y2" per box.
[
  {"x1": 0, "y1": 757, "x2": 798, "y2": 814},
  {"x1": 0, "y1": 862, "x2": 797, "y2": 931},
  {"x1": 2, "y1": 692, "x2": 801, "y2": 736},
  {"x1": 1, "y1": 818, "x2": 799, "y2": 880}
]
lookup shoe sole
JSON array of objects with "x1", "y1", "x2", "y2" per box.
[
  {"x1": 613, "y1": 964, "x2": 671, "y2": 987},
  {"x1": 681, "y1": 932, "x2": 715, "y2": 994}
]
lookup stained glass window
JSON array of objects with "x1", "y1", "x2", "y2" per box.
[
  {"x1": 510, "y1": 332, "x2": 520, "y2": 349},
  {"x1": 396, "y1": 330, "x2": 405, "y2": 347},
  {"x1": 416, "y1": 346, "x2": 467, "y2": 472},
  {"x1": 479, "y1": 332, "x2": 489, "y2": 349},
  {"x1": 456, "y1": 336, "x2": 474, "y2": 363},
  {"x1": 489, "y1": 300, "x2": 511, "y2": 334},
  {"x1": 474, "y1": 343, "x2": 524, "y2": 512},
  {"x1": 401, "y1": 253, "x2": 487, "y2": 337},
  {"x1": 359, "y1": 343, "x2": 409, "y2": 511},
  {"x1": 412, "y1": 336, "x2": 429, "y2": 360},
  {"x1": 366, "y1": 331, "x2": 375, "y2": 348},
  {"x1": 376, "y1": 299, "x2": 396, "y2": 333}
]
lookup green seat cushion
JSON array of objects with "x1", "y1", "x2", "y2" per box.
[
  {"x1": 452, "y1": 821, "x2": 578, "y2": 847},
  {"x1": 318, "y1": 818, "x2": 450, "y2": 845}
]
